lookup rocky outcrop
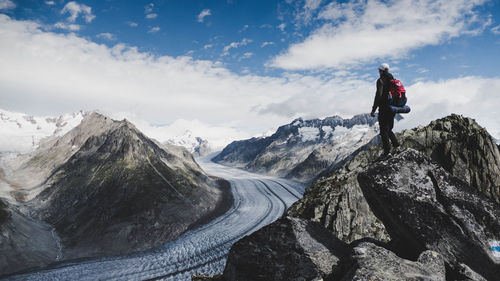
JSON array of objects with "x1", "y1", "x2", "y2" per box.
[
  {"x1": 358, "y1": 149, "x2": 500, "y2": 280},
  {"x1": 223, "y1": 217, "x2": 353, "y2": 281},
  {"x1": 213, "y1": 114, "x2": 379, "y2": 183},
  {"x1": 342, "y1": 242, "x2": 445, "y2": 281},
  {"x1": 400, "y1": 114, "x2": 500, "y2": 203},
  {"x1": 288, "y1": 114, "x2": 500, "y2": 244},
  {"x1": 212, "y1": 217, "x2": 447, "y2": 281},
  {"x1": 286, "y1": 143, "x2": 390, "y2": 243}
]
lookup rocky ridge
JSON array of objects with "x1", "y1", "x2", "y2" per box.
[{"x1": 213, "y1": 113, "x2": 380, "y2": 183}]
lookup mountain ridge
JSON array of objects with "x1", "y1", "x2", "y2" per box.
[{"x1": 213, "y1": 113, "x2": 383, "y2": 183}]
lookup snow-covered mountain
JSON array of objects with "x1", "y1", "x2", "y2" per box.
[
  {"x1": 165, "y1": 130, "x2": 213, "y2": 157},
  {"x1": 213, "y1": 114, "x2": 393, "y2": 183},
  {"x1": 0, "y1": 109, "x2": 218, "y2": 157},
  {"x1": 0, "y1": 109, "x2": 88, "y2": 153}
]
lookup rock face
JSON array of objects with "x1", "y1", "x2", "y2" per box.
[
  {"x1": 400, "y1": 114, "x2": 500, "y2": 203},
  {"x1": 215, "y1": 217, "x2": 447, "y2": 281},
  {"x1": 0, "y1": 199, "x2": 59, "y2": 276},
  {"x1": 288, "y1": 114, "x2": 500, "y2": 244},
  {"x1": 213, "y1": 114, "x2": 379, "y2": 183},
  {"x1": 287, "y1": 143, "x2": 390, "y2": 243},
  {"x1": 0, "y1": 112, "x2": 229, "y2": 274},
  {"x1": 358, "y1": 149, "x2": 500, "y2": 280},
  {"x1": 223, "y1": 217, "x2": 353, "y2": 281},
  {"x1": 343, "y1": 242, "x2": 445, "y2": 281}
]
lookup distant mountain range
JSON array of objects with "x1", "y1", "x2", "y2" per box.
[
  {"x1": 0, "y1": 109, "x2": 88, "y2": 153},
  {"x1": 213, "y1": 114, "x2": 387, "y2": 183},
  {"x1": 0, "y1": 109, "x2": 215, "y2": 157},
  {"x1": 0, "y1": 112, "x2": 230, "y2": 275}
]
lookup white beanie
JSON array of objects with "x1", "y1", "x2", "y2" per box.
[{"x1": 378, "y1": 63, "x2": 389, "y2": 71}]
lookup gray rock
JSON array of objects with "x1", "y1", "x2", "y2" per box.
[
  {"x1": 223, "y1": 216, "x2": 353, "y2": 281},
  {"x1": 357, "y1": 149, "x2": 500, "y2": 280},
  {"x1": 400, "y1": 114, "x2": 500, "y2": 203},
  {"x1": 342, "y1": 242, "x2": 445, "y2": 281},
  {"x1": 287, "y1": 144, "x2": 390, "y2": 243}
]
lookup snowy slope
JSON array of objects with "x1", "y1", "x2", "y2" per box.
[
  {"x1": 164, "y1": 130, "x2": 213, "y2": 157},
  {"x1": 0, "y1": 109, "x2": 87, "y2": 153}
]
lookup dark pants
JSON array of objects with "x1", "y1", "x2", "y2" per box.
[{"x1": 379, "y1": 110, "x2": 399, "y2": 154}]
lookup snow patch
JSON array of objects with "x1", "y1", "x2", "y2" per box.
[
  {"x1": 298, "y1": 127, "x2": 319, "y2": 142},
  {"x1": 0, "y1": 109, "x2": 87, "y2": 153}
]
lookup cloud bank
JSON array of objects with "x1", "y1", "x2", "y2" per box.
[
  {"x1": 271, "y1": 0, "x2": 489, "y2": 70},
  {"x1": 0, "y1": 14, "x2": 499, "y2": 147}
]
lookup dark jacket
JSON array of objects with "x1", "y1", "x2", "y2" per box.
[{"x1": 372, "y1": 71, "x2": 394, "y2": 114}]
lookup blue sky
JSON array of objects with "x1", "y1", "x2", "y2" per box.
[{"x1": 1, "y1": 0, "x2": 500, "y2": 146}]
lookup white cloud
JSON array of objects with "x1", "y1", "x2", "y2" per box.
[
  {"x1": 126, "y1": 21, "x2": 138, "y2": 27},
  {"x1": 1, "y1": 15, "x2": 499, "y2": 146},
  {"x1": 239, "y1": 52, "x2": 253, "y2": 60},
  {"x1": 271, "y1": 0, "x2": 489, "y2": 70},
  {"x1": 222, "y1": 38, "x2": 252, "y2": 56},
  {"x1": 145, "y1": 3, "x2": 154, "y2": 14},
  {"x1": 146, "y1": 13, "x2": 157, "y2": 19},
  {"x1": 61, "y1": 1, "x2": 95, "y2": 23},
  {"x1": 203, "y1": 44, "x2": 213, "y2": 49},
  {"x1": 261, "y1": 41, "x2": 274, "y2": 47},
  {"x1": 278, "y1": 23, "x2": 286, "y2": 32},
  {"x1": 45, "y1": 1, "x2": 55, "y2": 5},
  {"x1": 0, "y1": 0, "x2": 15, "y2": 10},
  {"x1": 394, "y1": 77, "x2": 500, "y2": 139},
  {"x1": 197, "y1": 9, "x2": 211, "y2": 23},
  {"x1": 492, "y1": 25, "x2": 500, "y2": 35},
  {"x1": 53, "y1": 21, "x2": 81, "y2": 31},
  {"x1": 96, "y1": 32, "x2": 115, "y2": 40},
  {"x1": 297, "y1": 0, "x2": 322, "y2": 23},
  {"x1": 148, "y1": 26, "x2": 160, "y2": 33}
]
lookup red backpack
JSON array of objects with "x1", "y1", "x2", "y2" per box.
[{"x1": 388, "y1": 79, "x2": 407, "y2": 107}]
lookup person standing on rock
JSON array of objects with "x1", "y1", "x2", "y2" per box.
[{"x1": 370, "y1": 63, "x2": 400, "y2": 160}]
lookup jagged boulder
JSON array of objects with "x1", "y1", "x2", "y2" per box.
[
  {"x1": 223, "y1": 217, "x2": 353, "y2": 281},
  {"x1": 342, "y1": 242, "x2": 445, "y2": 281},
  {"x1": 400, "y1": 114, "x2": 500, "y2": 203},
  {"x1": 287, "y1": 144, "x2": 390, "y2": 243},
  {"x1": 215, "y1": 217, "x2": 449, "y2": 281},
  {"x1": 357, "y1": 149, "x2": 500, "y2": 280}
]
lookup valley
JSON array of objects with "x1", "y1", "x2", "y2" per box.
[{"x1": 4, "y1": 157, "x2": 305, "y2": 280}]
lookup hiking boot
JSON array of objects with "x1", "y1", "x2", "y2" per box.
[{"x1": 376, "y1": 153, "x2": 392, "y2": 162}]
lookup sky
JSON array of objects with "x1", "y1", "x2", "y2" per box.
[{"x1": 1, "y1": 0, "x2": 500, "y2": 147}]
